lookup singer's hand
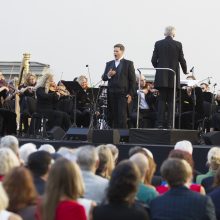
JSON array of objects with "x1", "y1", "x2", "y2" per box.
[
  {"x1": 108, "y1": 68, "x2": 116, "y2": 77},
  {"x1": 126, "y1": 94, "x2": 132, "y2": 104}
]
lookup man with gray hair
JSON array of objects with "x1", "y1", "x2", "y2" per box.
[
  {"x1": 151, "y1": 26, "x2": 188, "y2": 129},
  {"x1": 76, "y1": 145, "x2": 108, "y2": 204},
  {"x1": 0, "y1": 135, "x2": 19, "y2": 159}
]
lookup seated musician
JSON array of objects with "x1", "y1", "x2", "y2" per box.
[
  {"x1": 181, "y1": 75, "x2": 204, "y2": 129},
  {"x1": 210, "y1": 91, "x2": 220, "y2": 131},
  {"x1": 130, "y1": 74, "x2": 157, "y2": 128},
  {"x1": 18, "y1": 73, "x2": 37, "y2": 133},
  {"x1": 200, "y1": 82, "x2": 213, "y2": 103},
  {"x1": 75, "y1": 75, "x2": 91, "y2": 127},
  {"x1": 0, "y1": 72, "x2": 16, "y2": 135},
  {"x1": 34, "y1": 72, "x2": 71, "y2": 132}
]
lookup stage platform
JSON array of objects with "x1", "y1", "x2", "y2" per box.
[{"x1": 18, "y1": 136, "x2": 212, "y2": 175}]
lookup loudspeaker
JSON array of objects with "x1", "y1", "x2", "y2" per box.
[
  {"x1": 47, "y1": 126, "x2": 65, "y2": 140},
  {"x1": 203, "y1": 131, "x2": 220, "y2": 145},
  {"x1": 119, "y1": 129, "x2": 129, "y2": 142},
  {"x1": 63, "y1": 128, "x2": 89, "y2": 141},
  {"x1": 129, "y1": 128, "x2": 199, "y2": 145},
  {"x1": 88, "y1": 129, "x2": 120, "y2": 144}
]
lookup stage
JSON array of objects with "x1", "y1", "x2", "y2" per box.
[{"x1": 17, "y1": 127, "x2": 216, "y2": 175}]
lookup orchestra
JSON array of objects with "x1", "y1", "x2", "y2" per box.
[{"x1": 1, "y1": 63, "x2": 220, "y2": 137}]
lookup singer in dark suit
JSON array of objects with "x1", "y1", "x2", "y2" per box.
[
  {"x1": 102, "y1": 44, "x2": 136, "y2": 128},
  {"x1": 151, "y1": 26, "x2": 187, "y2": 128}
]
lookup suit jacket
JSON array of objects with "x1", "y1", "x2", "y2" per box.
[
  {"x1": 209, "y1": 187, "x2": 220, "y2": 220},
  {"x1": 150, "y1": 186, "x2": 216, "y2": 220},
  {"x1": 102, "y1": 59, "x2": 136, "y2": 97},
  {"x1": 151, "y1": 36, "x2": 187, "y2": 89}
]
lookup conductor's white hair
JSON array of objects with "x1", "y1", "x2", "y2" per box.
[{"x1": 164, "y1": 26, "x2": 176, "y2": 37}]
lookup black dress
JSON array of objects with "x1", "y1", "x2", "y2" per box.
[{"x1": 36, "y1": 87, "x2": 71, "y2": 131}]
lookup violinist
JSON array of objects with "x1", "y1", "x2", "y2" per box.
[
  {"x1": 75, "y1": 75, "x2": 91, "y2": 127},
  {"x1": 18, "y1": 73, "x2": 37, "y2": 134},
  {"x1": 34, "y1": 72, "x2": 71, "y2": 132},
  {"x1": 0, "y1": 72, "x2": 16, "y2": 135},
  {"x1": 181, "y1": 75, "x2": 204, "y2": 129},
  {"x1": 210, "y1": 91, "x2": 220, "y2": 131},
  {"x1": 130, "y1": 74, "x2": 157, "y2": 128},
  {"x1": 55, "y1": 81, "x2": 73, "y2": 116}
]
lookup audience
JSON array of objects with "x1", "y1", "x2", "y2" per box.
[
  {"x1": 41, "y1": 158, "x2": 86, "y2": 220},
  {"x1": 27, "y1": 150, "x2": 53, "y2": 195},
  {"x1": 38, "y1": 144, "x2": 55, "y2": 154},
  {"x1": 150, "y1": 158, "x2": 216, "y2": 220},
  {"x1": 96, "y1": 145, "x2": 115, "y2": 179},
  {"x1": 129, "y1": 153, "x2": 158, "y2": 205},
  {"x1": 19, "y1": 143, "x2": 37, "y2": 165},
  {"x1": 197, "y1": 147, "x2": 220, "y2": 184},
  {"x1": 3, "y1": 167, "x2": 38, "y2": 220},
  {"x1": 92, "y1": 160, "x2": 149, "y2": 220},
  {"x1": 209, "y1": 166, "x2": 220, "y2": 220},
  {"x1": 0, "y1": 183, "x2": 22, "y2": 220},
  {"x1": 0, "y1": 148, "x2": 20, "y2": 181},
  {"x1": 76, "y1": 146, "x2": 109, "y2": 204},
  {"x1": 174, "y1": 140, "x2": 193, "y2": 155},
  {"x1": 105, "y1": 144, "x2": 119, "y2": 164},
  {"x1": 0, "y1": 135, "x2": 20, "y2": 160}
]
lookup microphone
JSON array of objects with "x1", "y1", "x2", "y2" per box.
[
  {"x1": 208, "y1": 77, "x2": 212, "y2": 85},
  {"x1": 190, "y1": 67, "x2": 194, "y2": 73},
  {"x1": 86, "y1": 64, "x2": 89, "y2": 67},
  {"x1": 213, "y1": 83, "x2": 217, "y2": 87}
]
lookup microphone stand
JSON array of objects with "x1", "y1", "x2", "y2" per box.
[{"x1": 191, "y1": 68, "x2": 196, "y2": 130}]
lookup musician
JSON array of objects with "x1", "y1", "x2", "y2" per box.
[
  {"x1": 0, "y1": 72, "x2": 16, "y2": 135},
  {"x1": 18, "y1": 73, "x2": 37, "y2": 133},
  {"x1": 75, "y1": 75, "x2": 91, "y2": 127},
  {"x1": 200, "y1": 82, "x2": 213, "y2": 103},
  {"x1": 151, "y1": 26, "x2": 187, "y2": 129},
  {"x1": 181, "y1": 75, "x2": 204, "y2": 129},
  {"x1": 210, "y1": 91, "x2": 220, "y2": 131},
  {"x1": 102, "y1": 43, "x2": 136, "y2": 128},
  {"x1": 35, "y1": 72, "x2": 71, "y2": 132},
  {"x1": 130, "y1": 74, "x2": 157, "y2": 128}
]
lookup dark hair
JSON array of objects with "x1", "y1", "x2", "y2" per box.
[
  {"x1": 114, "y1": 43, "x2": 125, "y2": 51},
  {"x1": 161, "y1": 158, "x2": 191, "y2": 187},
  {"x1": 107, "y1": 160, "x2": 140, "y2": 204},
  {"x1": 129, "y1": 146, "x2": 148, "y2": 158},
  {"x1": 3, "y1": 166, "x2": 37, "y2": 212},
  {"x1": 27, "y1": 151, "x2": 52, "y2": 176},
  {"x1": 169, "y1": 149, "x2": 194, "y2": 169}
]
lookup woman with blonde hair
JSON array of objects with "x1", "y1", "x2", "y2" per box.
[
  {"x1": 35, "y1": 72, "x2": 71, "y2": 131},
  {"x1": 41, "y1": 158, "x2": 86, "y2": 220},
  {"x1": 96, "y1": 145, "x2": 115, "y2": 179}
]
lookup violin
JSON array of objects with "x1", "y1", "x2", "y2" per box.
[{"x1": 49, "y1": 82, "x2": 69, "y2": 96}]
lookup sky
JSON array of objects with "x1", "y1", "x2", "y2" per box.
[{"x1": 0, "y1": 0, "x2": 220, "y2": 91}]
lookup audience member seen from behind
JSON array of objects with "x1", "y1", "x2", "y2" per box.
[
  {"x1": 129, "y1": 153, "x2": 158, "y2": 206},
  {"x1": 96, "y1": 145, "x2": 115, "y2": 179},
  {"x1": 3, "y1": 167, "x2": 38, "y2": 220},
  {"x1": 197, "y1": 147, "x2": 220, "y2": 184},
  {"x1": 105, "y1": 144, "x2": 119, "y2": 165},
  {"x1": 93, "y1": 160, "x2": 149, "y2": 220},
  {"x1": 156, "y1": 149, "x2": 205, "y2": 194},
  {"x1": 0, "y1": 135, "x2": 20, "y2": 160},
  {"x1": 209, "y1": 166, "x2": 220, "y2": 220},
  {"x1": 0, "y1": 183, "x2": 22, "y2": 220},
  {"x1": 201, "y1": 148, "x2": 220, "y2": 193},
  {"x1": 41, "y1": 158, "x2": 86, "y2": 220},
  {"x1": 0, "y1": 148, "x2": 20, "y2": 181},
  {"x1": 150, "y1": 158, "x2": 216, "y2": 220},
  {"x1": 129, "y1": 146, "x2": 162, "y2": 187},
  {"x1": 19, "y1": 143, "x2": 37, "y2": 166},
  {"x1": 27, "y1": 150, "x2": 53, "y2": 195},
  {"x1": 38, "y1": 144, "x2": 55, "y2": 154},
  {"x1": 76, "y1": 146, "x2": 108, "y2": 204}
]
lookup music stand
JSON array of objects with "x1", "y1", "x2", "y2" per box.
[{"x1": 61, "y1": 80, "x2": 83, "y2": 127}]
